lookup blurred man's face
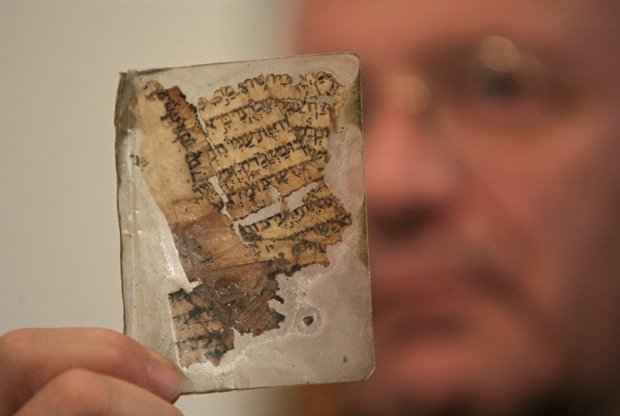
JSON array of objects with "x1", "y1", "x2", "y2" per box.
[{"x1": 298, "y1": 1, "x2": 620, "y2": 415}]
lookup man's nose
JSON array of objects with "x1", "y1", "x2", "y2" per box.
[{"x1": 364, "y1": 83, "x2": 458, "y2": 216}]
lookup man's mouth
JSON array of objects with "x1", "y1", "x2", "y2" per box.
[{"x1": 370, "y1": 254, "x2": 522, "y2": 343}]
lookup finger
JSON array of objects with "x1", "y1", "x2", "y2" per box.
[
  {"x1": 13, "y1": 368, "x2": 182, "y2": 416},
  {"x1": 0, "y1": 328, "x2": 182, "y2": 416}
]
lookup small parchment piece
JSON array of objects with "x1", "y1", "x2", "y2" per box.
[{"x1": 115, "y1": 54, "x2": 373, "y2": 393}]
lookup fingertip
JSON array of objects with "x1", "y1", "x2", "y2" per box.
[{"x1": 146, "y1": 354, "x2": 183, "y2": 401}]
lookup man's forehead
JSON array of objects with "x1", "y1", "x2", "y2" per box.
[{"x1": 297, "y1": 0, "x2": 616, "y2": 57}]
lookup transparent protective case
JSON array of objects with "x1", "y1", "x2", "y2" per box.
[{"x1": 114, "y1": 53, "x2": 373, "y2": 393}]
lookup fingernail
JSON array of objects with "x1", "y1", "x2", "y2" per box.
[{"x1": 147, "y1": 354, "x2": 183, "y2": 401}]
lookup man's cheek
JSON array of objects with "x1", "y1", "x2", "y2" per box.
[{"x1": 460, "y1": 167, "x2": 568, "y2": 325}]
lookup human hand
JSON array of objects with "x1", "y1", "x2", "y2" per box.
[{"x1": 0, "y1": 328, "x2": 183, "y2": 416}]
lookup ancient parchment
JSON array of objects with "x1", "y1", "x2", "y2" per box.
[{"x1": 115, "y1": 54, "x2": 373, "y2": 393}]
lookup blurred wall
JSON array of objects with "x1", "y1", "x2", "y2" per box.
[{"x1": 0, "y1": 1, "x2": 301, "y2": 415}]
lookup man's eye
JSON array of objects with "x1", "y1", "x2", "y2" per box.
[
  {"x1": 469, "y1": 37, "x2": 544, "y2": 102},
  {"x1": 440, "y1": 38, "x2": 555, "y2": 131},
  {"x1": 441, "y1": 66, "x2": 549, "y2": 135},
  {"x1": 474, "y1": 70, "x2": 523, "y2": 101},
  {"x1": 473, "y1": 36, "x2": 525, "y2": 100}
]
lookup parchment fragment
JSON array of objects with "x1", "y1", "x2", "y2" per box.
[
  {"x1": 129, "y1": 71, "x2": 351, "y2": 367},
  {"x1": 116, "y1": 54, "x2": 372, "y2": 392}
]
